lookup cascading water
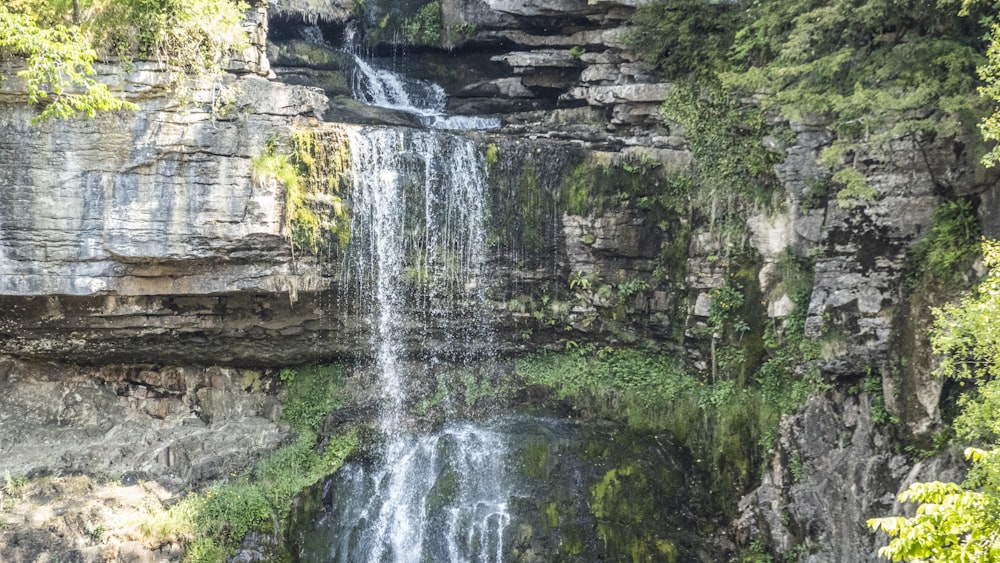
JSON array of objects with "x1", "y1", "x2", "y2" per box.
[
  {"x1": 315, "y1": 424, "x2": 511, "y2": 563},
  {"x1": 341, "y1": 25, "x2": 500, "y2": 131},
  {"x1": 308, "y1": 126, "x2": 509, "y2": 562},
  {"x1": 342, "y1": 127, "x2": 493, "y2": 425}
]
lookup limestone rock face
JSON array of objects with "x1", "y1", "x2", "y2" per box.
[
  {"x1": 0, "y1": 358, "x2": 288, "y2": 489},
  {"x1": 0, "y1": 67, "x2": 325, "y2": 297},
  {"x1": 0, "y1": 65, "x2": 342, "y2": 365}
]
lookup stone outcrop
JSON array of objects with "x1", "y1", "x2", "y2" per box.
[
  {"x1": 0, "y1": 358, "x2": 288, "y2": 489},
  {"x1": 0, "y1": 358, "x2": 289, "y2": 562},
  {"x1": 0, "y1": 63, "x2": 341, "y2": 365},
  {"x1": 736, "y1": 392, "x2": 966, "y2": 562}
]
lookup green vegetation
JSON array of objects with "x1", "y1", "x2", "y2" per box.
[
  {"x1": 0, "y1": 5, "x2": 137, "y2": 122},
  {"x1": 86, "y1": 0, "x2": 248, "y2": 73},
  {"x1": 908, "y1": 198, "x2": 981, "y2": 286},
  {"x1": 659, "y1": 83, "x2": 782, "y2": 215},
  {"x1": 629, "y1": 0, "x2": 991, "y2": 208},
  {"x1": 589, "y1": 463, "x2": 680, "y2": 562},
  {"x1": 449, "y1": 22, "x2": 478, "y2": 42},
  {"x1": 516, "y1": 343, "x2": 818, "y2": 514},
  {"x1": 405, "y1": 1, "x2": 442, "y2": 45},
  {"x1": 869, "y1": 239, "x2": 1000, "y2": 560},
  {"x1": 627, "y1": 0, "x2": 737, "y2": 79},
  {"x1": 484, "y1": 143, "x2": 499, "y2": 171},
  {"x1": 141, "y1": 364, "x2": 356, "y2": 562},
  {"x1": 560, "y1": 153, "x2": 680, "y2": 217},
  {"x1": 1, "y1": 0, "x2": 252, "y2": 122},
  {"x1": 979, "y1": 20, "x2": 1000, "y2": 167},
  {"x1": 252, "y1": 130, "x2": 352, "y2": 254}
]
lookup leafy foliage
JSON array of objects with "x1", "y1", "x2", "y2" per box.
[
  {"x1": 631, "y1": 0, "x2": 990, "y2": 205},
  {"x1": 721, "y1": 0, "x2": 985, "y2": 140},
  {"x1": 405, "y1": 1, "x2": 442, "y2": 45},
  {"x1": 979, "y1": 22, "x2": 1000, "y2": 166},
  {"x1": 869, "y1": 454, "x2": 1000, "y2": 561},
  {"x1": 1, "y1": 0, "x2": 252, "y2": 122},
  {"x1": 86, "y1": 0, "x2": 249, "y2": 74},
  {"x1": 931, "y1": 239, "x2": 1000, "y2": 383},
  {"x1": 627, "y1": 0, "x2": 739, "y2": 78},
  {"x1": 660, "y1": 83, "x2": 783, "y2": 212},
  {"x1": 0, "y1": 6, "x2": 136, "y2": 122}
]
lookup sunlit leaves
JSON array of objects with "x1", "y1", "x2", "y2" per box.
[
  {"x1": 87, "y1": 0, "x2": 249, "y2": 74},
  {"x1": 868, "y1": 471, "x2": 1000, "y2": 561},
  {"x1": 931, "y1": 239, "x2": 1000, "y2": 384},
  {"x1": 978, "y1": 24, "x2": 1000, "y2": 167},
  {"x1": 0, "y1": 6, "x2": 136, "y2": 122}
]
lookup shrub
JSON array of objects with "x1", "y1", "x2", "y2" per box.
[
  {"x1": 86, "y1": 0, "x2": 249, "y2": 74},
  {"x1": 0, "y1": 5, "x2": 137, "y2": 122}
]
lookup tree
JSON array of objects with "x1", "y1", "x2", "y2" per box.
[
  {"x1": 868, "y1": 240, "x2": 1000, "y2": 560},
  {"x1": 0, "y1": 5, "x2": 136, "y2": 122}
]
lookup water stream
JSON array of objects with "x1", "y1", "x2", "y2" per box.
[
  {"x1": 341, "y1": 125, "x2": 493, "y2": 432},
  {"x1": 308, "y1": 423, "x2": 511, "y2": 563}
]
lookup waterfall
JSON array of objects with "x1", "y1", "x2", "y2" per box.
[
  {"x1": 316, "y1": 125, "x2": 507, "y2": 562},
  {"x1": 342, "y1": 127, "x2": 493, "y2": 428}
]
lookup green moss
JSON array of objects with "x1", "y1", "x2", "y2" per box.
[
  {"x1": 239, "y1": 370, "x2": 263, "y2": 392},
  {"x1": 413, "y1": 382, "x2": 448, "y2": 417},
  {"x1": 518, "y1": 440, "x2": 550, "y2": 479},
  {"x1": 494, "y1": 162, "x2": 554, "y2": 252},
  {"x1": 589, "y1": 465, "x2": 633, "y2": 519},
  {"x1": 544, "y1": 501, "x2": 559, "y2": 530},
  {"x1": 252, "y1": 130, "x2": 352, "y2": 255},
  {"x1": 559, "y1": 527, "x2": 584, "y2": 556},
  {"x1": 426, "y1": 465, "x2": 458, "y2": 512},
  {"x1": 586, "y1": 463, "x2": 680, "y2": 563},
  {"x1": 485, "y1": 143, "x2": 499, "y2": 171}
]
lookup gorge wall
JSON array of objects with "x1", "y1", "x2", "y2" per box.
[{"x1": 1, "y1": 0, "x2": 998, "y2": 560}]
